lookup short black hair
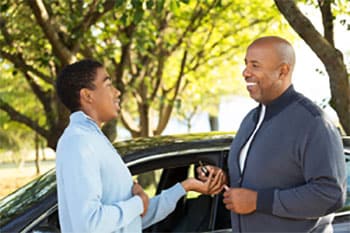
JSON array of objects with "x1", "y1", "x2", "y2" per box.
[{"x1": 56, "y1": 59, "x2": 103, "y2": 112}]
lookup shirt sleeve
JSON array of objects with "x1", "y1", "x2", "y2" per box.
[
  {"x1": 141, "y1": 182, "x2": 186, "y2": 229},
  {"x1": 256, "y1": 117, "x2": 347, "y2": 219},
  {"x1": 57, "y1": 136, "x2": 144, "y2": 232}
]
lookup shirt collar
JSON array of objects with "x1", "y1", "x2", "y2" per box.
[{"x1": 70, "y1": 111, "x2": 102, "y2": 133}]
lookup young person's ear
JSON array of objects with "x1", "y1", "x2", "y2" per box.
[{"x1": 80, "y1": 88, "x2": 93, "y2": 103}]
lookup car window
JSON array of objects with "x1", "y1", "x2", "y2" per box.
[
  {"x1": 143, "y1": 164, "x2": 213, "y2": 233},
  {"x1": 333, "y1": 151, "x2": 350, "y2": 231},
  {"x1": 346, "y1": 157, "x2": 350, "y2": 209},
  {"x1": 338, "y1": 151, "x2": 350, "y2": 212},
  {"x1": 134, "y1": 165, "x2": 202, "y2": 199},
  {"x1": 141, "y1": 153, "x2": 231, "y2": 233},
  {"x1": 133, "y1": 169, "x2": 163, "y2": 197}
]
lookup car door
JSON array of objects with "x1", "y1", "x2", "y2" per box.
[
  {"x1": 127, "y1": 149, "x2": 231, "y2": 233},
  {"x1": 6, "y1": 145, "x2": 349, "y2": 233},
  {"x1": 332, "y1": 146, "x2": 350, "y2": 232}
]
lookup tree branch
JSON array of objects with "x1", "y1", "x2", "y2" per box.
[
  {"x1": 0, "y1": 49, "x2": 55, "y2": 129},
  {"x1": 0, "y1": 98, "x2": 49, "y2": 138},
  {"x1": 27, "y1": 0, "x2": 74, "y2": 64},
  {"x1": 169, "y1": 0, "x2": 224, "y2": 55},
  {"x1": 149, "y1": 55, "x2": 164, "y2": 101},
  {"x1": 0, "y1": 16, "x2": 53, "y2": 85},
  {"x1": 74, "y1": 0, "x2": 115, "y2": 32},
  {"x1": 115, "y1": 24, "x2": 136, "y2": 99},
  {"x1": 120, "y1": 109, "x2": 140, "y2": 138},
  {"x1": 0, "y1": 50, "x2": 53, "y2": 85},
  {"x1": 154, "y1": 50, "x2": 188, "y2": 135},
  {"x1": 274, "y1": 0, "x2": 333, "y2": 64},
  {"x1": 274, "y1": 0, "x2": 350, "y2": 134},
  {"x1": 23, "y1": 72, "x2": 56, "y2": 127},
  {"x1": 70, "y1": 0, "x2": 115, "y2": 52},
  {"x1": 317, "y1": 0, "x2": 334, "y2": 46},
  {"x1": 169, "y1": 1, "x2": 202, "y2": 54}
]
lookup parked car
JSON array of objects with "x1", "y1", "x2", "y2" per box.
[{"x1": 0, "y1": 132, "x2": 349, "y2": 233}]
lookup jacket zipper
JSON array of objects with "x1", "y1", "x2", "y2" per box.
[
  {"x1": 236, "y1": 107, "x2": 264, "y2": 233},
  {"x1": 236, "y1": 139, "x2": 249, "y2": 233}
]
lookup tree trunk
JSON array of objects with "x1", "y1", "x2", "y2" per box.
[
  {"x1": 35, "y1": 131, "x2": 40, "y2": 175},
  {"x1": 139, "y1": 102, "x2": 152, "y2": 137},
  {"x1": 47, "y1": 106, "x2": 69, "y2": 150},
  {"x1": 209, "y1": 115, "x2": 219, "y2": 131},
  {"x1": 274, "y1": 0, "x2": 350, "y2": 135},
  {"x1": 102, "y1": 120, "x2": 117, "y2": 142}
]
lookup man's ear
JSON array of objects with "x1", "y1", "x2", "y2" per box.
[
  {"x1": 80, "y1": 88, "x2": 93, "y2": 104},
  {"x1": 279, "y1": 63, "x2": 290, "y2": 79}
]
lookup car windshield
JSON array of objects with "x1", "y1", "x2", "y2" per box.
[
  {"x1": 0, "y1": 169, "x2": 56, "y2": 227},
  {"x1": 345, "y1": 153, "x2": 350, "y2": 210}
]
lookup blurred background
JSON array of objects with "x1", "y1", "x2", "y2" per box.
[{"x1": 0, "y1": 0, "x2": 349, "y2": 198}]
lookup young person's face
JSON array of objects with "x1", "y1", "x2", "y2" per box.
[{"x1": 89, "y1": 67, "x2": 120, "y2": 125}]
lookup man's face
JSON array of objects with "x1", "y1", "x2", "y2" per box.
[
  {"x1": 89, "y1": 67, "x2": 120, "y2": 125},
  {"x1": 242, "y1": 43, "x2": 284, "y2": 104}
]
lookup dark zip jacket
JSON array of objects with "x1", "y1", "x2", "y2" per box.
[{"x1": 228, "y1": 85, "x2": 346, "y2": 232}]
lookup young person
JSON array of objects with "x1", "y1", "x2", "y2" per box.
[{"x1": 55, "y1": 59, "x2": 225, "y2": 232}]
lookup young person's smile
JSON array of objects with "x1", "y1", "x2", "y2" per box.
[{"x1": 89, "y1": 67, "x2": 121, "y2": 125}]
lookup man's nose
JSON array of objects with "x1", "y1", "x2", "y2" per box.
[{"x1": 242, "y1": 67, "x2": 250, "y2": 78}]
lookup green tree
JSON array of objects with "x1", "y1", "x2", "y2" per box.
[
  {"x1": 0, "y1": 0, "x2": 288, "y2": 151},
  {"x1": 274, "y1": 0, "x2": 350, "y2": 134}
]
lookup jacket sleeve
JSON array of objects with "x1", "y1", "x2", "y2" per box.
[
  {"x1": 142, "y1": 183, "x2": 186, "y2": 229},
  {"x1": 257, "y1": 117, "x2": 347, "y2": 219},
  {"x1": 57, "y1": 136, "x2": 143, "y2": 232}
]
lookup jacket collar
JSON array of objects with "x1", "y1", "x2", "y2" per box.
[{"x1": 257, "y1": 85, "x2": 299, "y2": 121}]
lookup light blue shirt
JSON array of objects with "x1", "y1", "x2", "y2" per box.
[{"x1": 56, "y1": 111, "x2": 186, "y2": 233}]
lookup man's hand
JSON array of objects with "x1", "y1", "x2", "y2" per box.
[
  {"x1": 196, "y1": 165, "x2": 227, "y2": 182},
  {"x1": 132, "y1": 181, "x2": 149, "y2": 217},
  {"x1": 223, "y1": 187, "x2": 257, "y2": 214},
  {"x1": 182, "y1": 167, "x2": 227, "y2": 195},
  {"x1": 196, "y1": 165, "x2": 228, "y2": 193}
]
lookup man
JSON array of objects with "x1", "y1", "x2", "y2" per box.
[
  {"x1": 55, "y1": 59, "x2": 224, "y2": 232},
  {"x1": 199, "y1": 36, "x2": 346, "y2": 232}
]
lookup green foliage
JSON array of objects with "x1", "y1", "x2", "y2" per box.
[{"x1": 0, "y1": 0, "x2": 294, "y2": 151}]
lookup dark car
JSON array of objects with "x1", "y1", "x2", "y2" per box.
[{"x1": 0, "y1": 132, "x2": 349, "y2": 233}]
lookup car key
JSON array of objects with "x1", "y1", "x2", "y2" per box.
[{"x1": 199, "y1": 160, "x2": 209, "y2": 177}]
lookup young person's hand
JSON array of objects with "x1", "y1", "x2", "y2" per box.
[{"x1": 132, "y1": 181, "x2": 149, "y2": 217}]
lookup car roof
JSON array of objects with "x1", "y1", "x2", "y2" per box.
[
  {"x1": 115, "y1": 132, "x2": 233, "y2": 156},
  {"x1": 116, "y1": 131, "x2": 234, "y2": 164}
]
